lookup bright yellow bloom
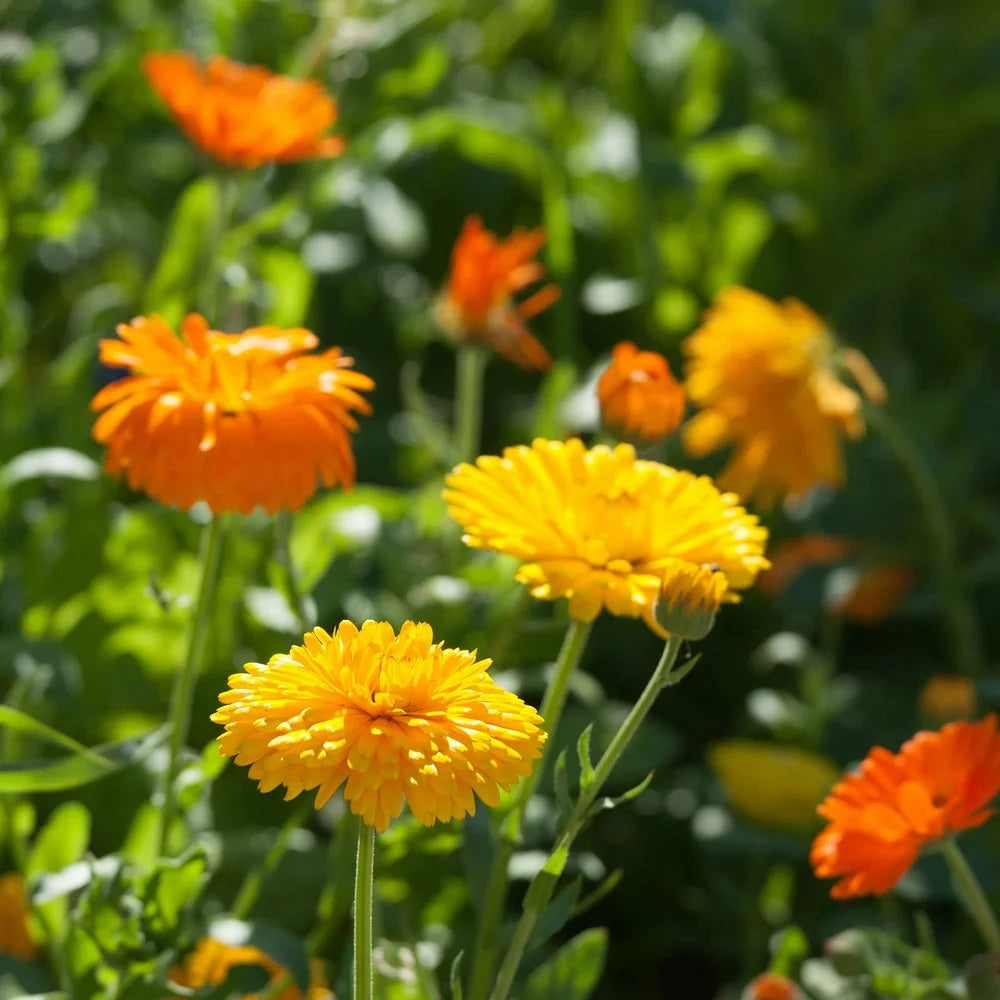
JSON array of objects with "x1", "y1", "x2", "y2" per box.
[
  {"x1": 444, "y1": 438, "x2": 769, "y2": 634},
  {"x1": 710, "y1": 740, "x2": 840, "y2": 833},
  {"x1": 683, "y1": 287, "x2": 885, "y2": 507},
  {"x1": 212, "y1": 620, "x2": 546, "y2": 832},
  {"x1": 0, "y1": 872, "x2": 36, "y2": 961},
  {"x1": 171, "y1": 938, "x2": 331, "y2": 999},
  {"x1": 919, "y1": 674, "x2": 977, "y2": 723}
]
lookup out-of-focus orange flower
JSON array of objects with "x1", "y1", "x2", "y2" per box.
[
  {"x1": 597, "y1": 342, "x2": 686, "y2": 442},
  {"x1": 171, "y1": 938, "x2": 331, "y2": 999},
  {"x1": 919, "y1": 675, "x2": 977, "y2": 723},
  {"x1": 143, "y1": 52, "x2": 345, "y2": 168},
  {"x1": 683, "y1": 287, "x2": 886, "y2": 507},
  {"x1": 435, "y1": 216, "x2": 559, "y2": 371},
  {"x1": 832, "y1": 566, "x2": 912, "y2": 623},
  {"x1": 759, "y1": 534, "x2": 854, "y2": 596},
  {"x1": 0, "y1": 872, "x2": 36, "y2": 961},
  {"x1": 811, "y1": 715, "x2": 1000, "y2": 899},
  {"x1": 92, "y1": 314, "x2": 373, "y2": 514},
  {"x1": 743, "y1": 973, "x2": 801, "y2": 1000}
]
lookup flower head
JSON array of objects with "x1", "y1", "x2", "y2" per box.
[
  {"x1": 683, "y1": 287, "x2": 885, "y2": 506},
  {"x1": 171, "y1": 938, "x2": 330, "y2": 1000},
  {"x1": 435, "y1": 216, "x2": 558, "y2": 371},
  {"x1": 919, "y1": 675, "x2": 977, "y2": 723},
  {"x1": 711, "y1": 741, "x2": 840, "y2": 833},
  {"x1": 597, "y1": 341, "x2": 686, "y2": 443},
  {"x1": 811, "y1": 716, "x2": 1000, "y2": 899},
  {"x1": 212, "y1": 620, "x2": 546, "y2": 832},
  {"x1": 92, "y1": 314, "x2": 373, "y2": 514},
  {"x1": 0, "y1": 872, "x2": 36, "y2": 961},
  {"x1": 759, "y1": 534, "x2": 854, "y2": 597},
  {"x1": 743, "y1": 973, "x2": 801, "y2": 1000},
  {"x1": 143, "y1": 52, "x2": 345, "y2": 168},
  {"x1": 444, "y1": 439, "x2": 769, "y2": 634},
  {"x1": 831, "y1": 565, "x2": 912, "y2": 623}
]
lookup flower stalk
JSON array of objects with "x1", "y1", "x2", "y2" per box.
[
  {"x1": 942, "y1": 837, "x2": 1000, "y2": 952},
  {"x1": 467, "y1": 618, "x2": 593, "y2": 1000},
  {"x1": 454, "y1": 345, "x2": 488, "y2": 463},
  {"x1": 488, "y1": 634, "x2": 685, "y2": 1000},
  {"x1": 158, "y1": 514, "x2": 225, "y2": 855},
  {"x1": 354, "y1": 821, "x2": 376, "y2": 1000}
]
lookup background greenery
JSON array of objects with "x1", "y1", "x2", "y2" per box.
[{"x1": 2, "y1": 0, "x2": 999, "y2": 996}]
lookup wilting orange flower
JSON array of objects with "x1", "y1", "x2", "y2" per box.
[
  {"x1": 683, "y1": 287, "x2": 886, "y2": 506},
  {"x1": 811, "y1": 715, "x2": 1000, "y2": 899},
  {"x1": 445, "y1": 439, "x2": 769, "y2": 634},
  {"x1": 743, "y1": 973, "x2": 801, "y2": 1000},
  {"x1": 597, "y1": 342, "x2": 686, "y2": 442},
  {"x1": 91, "y1": 314, "x2": 373, "y2": 514},
  {"x1": 213, "y1": 620, "x2": 546, "y2": 832},
  {"x1": 0, "y1": 872, "x2": 36, "y2": 961},
  {"x1": 143, "y1": 52, "x2": 345, "y2": 168},
  {"x1": 919, "y1": 675, "x2": 977, "y2": 723},
  {"x1": 759, "y1": 534, "x2": 854, "y2": 597},
  {"x1": 831, "y1": 565, "x2": 912, "y2": 623},
  {"x1": 171, "y1": 938, "x2": 331, "y2": 1000},
  {"x1": 435, "y1": 216, "x2": 559, "y2": 371}
]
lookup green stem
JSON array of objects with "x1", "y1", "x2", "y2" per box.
[
  {"x1": 274, "y1": 510, "x2": 314, "y2": 635},
  {"x1": 354, "y1": 821, "x2": 376, "y2": 1000},
  {"x1": 941, "y1": 838, "x2": 1000, "y2": 951},
  {"x1": 867, "y1": 405, "x2": 983, "y2": 676},
  {"x1": 540, "y1": 160, "x2": 576, "y2": 360},
  {"x1": 454, "y1": 346, "x2": 488, "y2": 464},
  {"x1": 489, "y1": 635, "x2": 684, "y2": 1000},
  {"x1": 158, "y1": 515, "x2": 225, "y2": 856},
  {"x1": 466, "y1": 619, "x2": 593, "y2": 1000},
  {"x1": 232, "y1": 798, "x2": 313, "y2": 919}
]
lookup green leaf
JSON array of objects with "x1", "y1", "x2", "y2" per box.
[
  {"x1": 522, "y1": 843, "x2": 568, "y2": 913},
  {"x1": 143, "y1": 175, "x2": 220, "y2": 324},
  {"x1": 572, "y1": 868, "x2": 624, "y2": 919},
  {"x1": 147, "y1": 850, "x2": 209, "y2": 932},
  {"x1": 26, "y1": 801, "x2": 91, "y2": 942},
  {"x1": 522, "y1": 928, "x2": 609, "y2": 1000},
  {"x1": 527, "y1": 877, "x2": 580, "y2": 952},
  {"x1": 449, "y1": 951, "x2": 464, "y2": 1000},
  {"x1": 0, "y1": 727, "x2": 166, "y2": 793},
  {"x1": 0, "y1": 706, "x2": 110, "y2": 766},
  {"x1": 587, "y1": 771, "x2": 655, "y2": 821},
  {"x1": 1, "y1": 448, "x2": 99, "y2": 485},
  {"x1": 553, "y1": 748, "x2": 573, "y2": 822},
  {"x1": 256, "y1": 246, "x2": 315, "y2": 328},
  {"x1": 576, "y1": 725, "x2": 595, "y2": 790}
]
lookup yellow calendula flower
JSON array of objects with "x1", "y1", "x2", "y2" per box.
[
  {"x1": 710, "y1": 740, "x2": 840, "y2": 833},
  {"x1": 0, "y1": 872, "x2": 36, "y2": 961},
  {"x1": 444, "y1": 438, "x2": 769, "y2": 634},
  {"x1": 171, "y1": 938, "x2": 331, "y2": 999},
  {"x1": 212, "y1": 620, "x2": 546, "y2": 832},
  {"x1": 919, "y1": 674, "x2": 977, "y2": 723},
  {"x1": 683, "y1": 287, "x2": 885, "y2": 507}
]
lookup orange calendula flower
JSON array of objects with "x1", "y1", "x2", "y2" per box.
[
  {"x1": 143, "y1": 52, "x2": 345, "y2": 168},
  {"x1": 831, "y1": 565, "x2": 912, "y2": 623},
  {"x1": 171, "y1": 938, "x2": 331, "y2": 1000},
  {"x1": 212, "y1": 620, "x2": 546, "y2": 833},
  {"x1": 597, "y1": 341, "x2": 686, "y2": 443},
  {"x1": 444, "y1": 439, "x2": 769, "y2": 634},
  {"x1": 0, "y1": 872, "x2": 36, "y2": 961},
  {"x1": 811, "y1": 715, "x2": 1000, "y2": 899},
  {"x1": 743, "y1": 973, "x2": 801, "y2": 1000},
  {"x1": 919, "y1": 675, "x2": 977, "y2": 723},
  {"x1": 683, "y1": 287, "x2": 886, "y2": 507},
  {"x1": 91, "y1": 314, "x2": 373, "y2": 515},
  {"x1": 435, "y1": 216, "x2": 559, "y2": 371},
  {"x1": 759, "y1": 534, "x2": 854, "y2": 597}
]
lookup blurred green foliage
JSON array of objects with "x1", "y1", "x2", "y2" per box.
[{"x1": 2, "y1": 0, "x2": 999, "y2": 997}]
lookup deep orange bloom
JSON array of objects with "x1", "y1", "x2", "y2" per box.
[
  {"x1": 92, "y1": 314, "x2": 373, "y2": 514},
  {"x1": 597, "y1": 342, "x2": 686, "y2": 442},
  {"x1": 758, "y1": 534, "x2": 854, "y2": 596},
  {"x1": 0, "y1": 872, "x2": 36, "y2": 961},
  {"x1": 435, "y1": 216, "x2": 559, "y2": 371},
  {"x1": 811, "y1": 716, "x2": 1000, "y2": 899},
  {"x1": 832, "y1": 566, "x2": 912, "y2": 623},
  {"x1": 743, "y1": 973, "x2": 800, "y2": 1000},
  {"x1": 143, "y1": 52, "x2": 345, "y2": 168}
]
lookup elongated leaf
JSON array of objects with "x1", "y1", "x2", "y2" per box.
[
  {"x1": 0, "y1": 706, "x2": 110, "y2": 766},
  {"x1": 527, "y1": 877, "x2": 581, "y2": 953},
  {"x1": 0, "y1": 727, "x2": 166, "y2": 793},
  {"x1": 576, "y1": 725, "x2": 595, "y2": 790},
  {"x1": 1, "y1": 448, "x2": 99, "y2": 485},
  {"x1": 522, "y1": 928, "x2": 608, "y2": 1000},
  {"x1": 449, "y1": 951, "x2": 464, "y2": 1000},
  {"x1": 553, "y1": 748, "x2": 573, "y2": 823},
  {"x1": 587, "y1": 771, "x2": 655, "y2": 821},
  {"x1": 523, "y1": 843, "x2": 569, "y2": 913}
]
